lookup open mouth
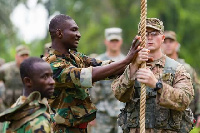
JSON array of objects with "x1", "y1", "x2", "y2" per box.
[{"x1": 75, "y1": 40, "x2": 79, "y2": 44}]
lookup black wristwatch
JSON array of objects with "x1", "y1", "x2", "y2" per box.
[{"x1": 154, "y1": 79, "x2": 163, "y2": 91}]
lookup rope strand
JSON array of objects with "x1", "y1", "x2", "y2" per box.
[{"x1": 139, "y1": 0, "x2": 147, "y2": 132}]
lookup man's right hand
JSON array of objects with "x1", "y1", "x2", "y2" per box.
[{"x1": 126, "y1": 36, "x2": 142, "y2": 64}]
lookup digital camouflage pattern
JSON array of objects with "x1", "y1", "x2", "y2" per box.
[
  {"x1": 90, "y1": 53, "x2": 125, "y2": 133},
  {"x1": 0, "y1": 61, "x2": 23, "y2": 107},
  {"x1": 0, "y1": 81, "x2": 5, "y2": 133},
  {"x1": 43, "y1": 48, "x2": 112, "y2": 132},
  {"x1": 112, "y1": 55, "x2": 194, "y2": 133},
  {"x1": 0, "y1": 81, "x2": 5, "y2": 112},
  {"x1": 177, "y1": 58, "x2": 200, "y2": 118},
  {"x1": 0, "y1": 91, "x2": 51, "y2": 133}
]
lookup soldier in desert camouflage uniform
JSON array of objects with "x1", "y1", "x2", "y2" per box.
[
  {"x1": 0, "y1": 58, "x2": 5, "y2": 113},
  {"x1": 44, "y1": 14, "x2": 142, "y2": 133},
  {"x1": 0, "y1": 58, "x2": 5, "y2": 133},
  {"x1": 0, "y1": 57, "x2": 55, "y2": 133},
  {"x1": 90, "y1": 27, "x2": 125, "y2": 133},
  {"x1": 112, "y1": 18, "x2": 194, "y2": 133},
  {"x1": 0, "y1": 45, "x2": 30, "y2": 108},
  {"x1": 162, "y1": 30, "x2": 200, "y2": 127}
]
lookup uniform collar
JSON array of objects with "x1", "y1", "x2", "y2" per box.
[
  {"x1": 150, "y1": 54, "x2": 166, "y2": 68},
  {"x1": 49, "y1": 48, "x2": 77, "y2": 58}
]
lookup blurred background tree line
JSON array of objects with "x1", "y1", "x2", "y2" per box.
[{"x1": 0, "y1": 0, "x2": 200, "y2": 74}]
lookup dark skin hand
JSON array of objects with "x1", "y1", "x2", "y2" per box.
[{"x1": 92, "y1": 36, "x2": 142, "y2": 82}]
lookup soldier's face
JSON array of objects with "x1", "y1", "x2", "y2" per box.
[
  {"x1": 30, "y1": 62, "x2": 55, "y2": 99},
  {"x1": 61, "y1": 19, "x2": 81, "y2": 50},
  {"x1": 162, "y1": 38, "x2": 179, "y2": 56},
  {"x1": 146, "y1": 28, "x2": 165, "y2": 53},
  {"x1": 105, "y1": 39, "x2": 123, "y2": 53},
  {"x1": 16, "y1": 54, "x2": 29, "y2": 66}
]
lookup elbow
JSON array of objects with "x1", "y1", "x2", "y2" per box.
[{"x1": 114, "y1": 94, "x2": 130, "y2": 103}]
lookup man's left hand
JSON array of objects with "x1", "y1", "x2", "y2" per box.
[{"x1": 136, "y1": 68, "x2": 158, "y2": 88}]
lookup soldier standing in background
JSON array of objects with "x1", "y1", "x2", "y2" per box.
[
  {"x1": 0, "y1": 45, "x2": 30, "y2": 108},
  {"x1": 0, "y1": 58, "x2": 5, "y2": 112},
  {"x1": 90, "y1": 27, "x2": 125, "y2": 133},
  {"x1": 162, "y1": 30, "x2": 200, "y2": 126},
  {"x1": 0, "y1": 58, "x2": 5, "y2": 133}
]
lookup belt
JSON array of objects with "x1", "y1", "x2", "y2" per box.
[{"x1": 74, "y1": 122, "x2": 88, "y2": 129}]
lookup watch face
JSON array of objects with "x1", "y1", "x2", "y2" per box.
[
  {"x1": 157, "y1": 83, "x2": 163, "y2": 88},
  {"x1": 156, "y1": 80, "x2": 163, "y2": 90}
]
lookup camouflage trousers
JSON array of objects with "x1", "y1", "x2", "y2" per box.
[
  {"x1": 91, "y1": 112, "x2": 123, "y2": 133},
  {"x1": 52, "y1": 124, "x2": 87, "y2": 133}
]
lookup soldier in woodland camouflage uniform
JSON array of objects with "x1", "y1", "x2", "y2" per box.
[
  {"x1": 0, "y1": 45, "x2": 30, "y2": 108},
  {"x1": 162, "y1": 30, "x2": 200, "y2": 126},
  {"x1": 0, "y1": 57, "x2": 55, "y2": 132},
  {"x1": 112, "y1": 18, "x2": 194, "y2": 133},
  {"x1": 44, "y1": 14, "x2": 141, "y2": 133},
  {"x1": 90, "y1": 28, "x2": 125, "y2": 133}
]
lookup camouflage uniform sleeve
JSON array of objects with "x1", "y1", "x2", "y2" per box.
[
  {"x1": 30, "y1": 115, "x2": 51, "y2": 133},
  {"x1": 157, "y1": 64, "x2": 194, "y2": 111},
  {"x1": 193, "y1": 70, "x2": 200, "y2": 115},
  {"x1": 111, "y1": 65, "x2": 135, "y2": 103},
  {"x1": 51, "y1": 61, "x2": 93, "y2": 88}
]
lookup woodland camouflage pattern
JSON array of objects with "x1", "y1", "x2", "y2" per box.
[
  {"x1": 112, "y1": 55, "x2": 194, "y2": 133},
  {"x1": 43, "y1": 48, "x2": 112, "y2": 132},
  {"x1": 0, "y1": 91, "x2": 51, "y2": 133}
]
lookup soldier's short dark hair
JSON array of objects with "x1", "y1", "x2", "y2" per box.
[
  {"x1": 20, "y1": 57, "x2": 45, "y2": 80},
  {"x1": 49, "y1": 14, "x2": 73, "y2": 40}
]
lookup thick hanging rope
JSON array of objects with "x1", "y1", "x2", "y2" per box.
[{"x1": 139, "y1": 0, "x2": 147, "y2": 132}]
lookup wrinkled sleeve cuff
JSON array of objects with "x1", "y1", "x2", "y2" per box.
[{"x1": 80, "y1": 66, "x2": 93, "y2": 88}]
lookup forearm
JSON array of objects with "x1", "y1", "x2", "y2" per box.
[{"x1": 92, "y1": 59, "x2": 129, "y2": 82}]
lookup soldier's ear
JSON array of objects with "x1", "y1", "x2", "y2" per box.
[
  {"x1": 23, "y1": 77, "x2": 32, "y2": 88},
  {"x1": 56, "y1": 29, "x2": 63, "y2": 39}
]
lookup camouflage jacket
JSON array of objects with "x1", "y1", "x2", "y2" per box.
[
  {"x1": 112, "y1": 55, "x2": 194, "y2": 132},
  {"x1": 44, "y1": 49, "x2": 112, "y2": 128},
  {"x1": 0, "y1": 61, "x2": 23, "y2": 107},
  {"x1": 0, "y1": 91, "x2": 51, "y2": 133},
  {"x1": 90, "y1": 53, "x2": 125, "y2": 117},
  {"x1": 177, "y1": 58, "x2": 200, "y2": 117}
]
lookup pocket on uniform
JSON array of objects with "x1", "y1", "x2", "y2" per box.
[
  {"x1": 155, "y1": 106, "x2": 170, "y2": 128},
  {"x1": 128, "y1": 110, "x2": 139, "y2": 127},
  {"x1": 70, "y1": 102, "x2": 97, "y2": 118},
  {"x1": 70, "y1": 105, "x2": 88, "y2": 118},
  {"x1": 169, "y1": 110, "x2": 182, "y2": 130}
]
